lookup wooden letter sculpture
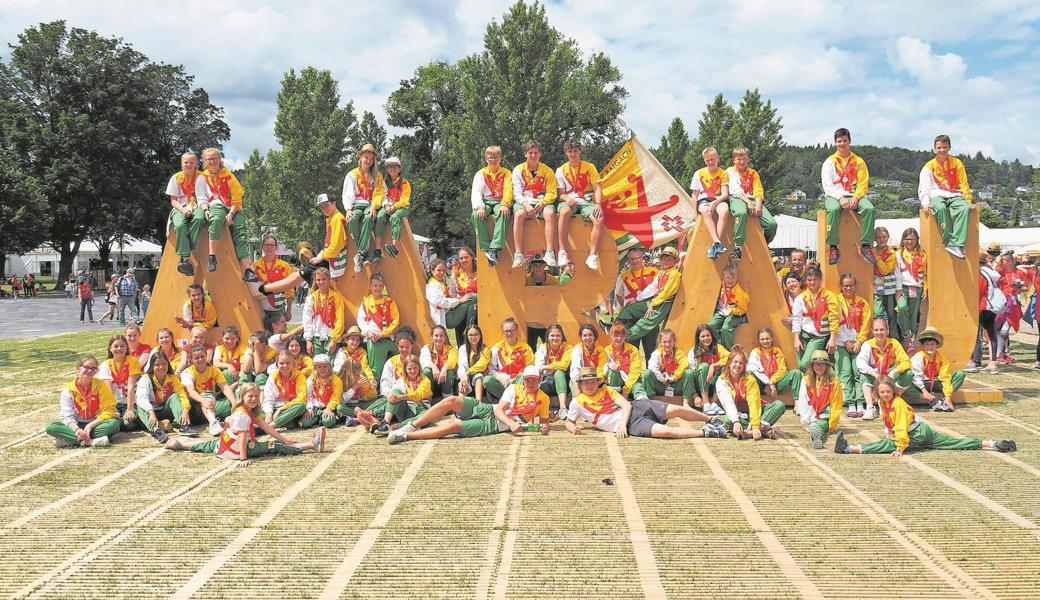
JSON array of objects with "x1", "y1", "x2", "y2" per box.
[
  {"x1": 919, "y1": 206, "x2": 980, "y2": 369},
  {"x1": 817, "y1": 209, "x2": 875, "y2": 304}
]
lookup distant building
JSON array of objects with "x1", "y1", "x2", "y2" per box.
[
  {"x1": 784, "y1": 190, "x2": 808, "y2": 214},
  {"x1": 977, "y1": 189, "x2": 995, "y2": 200}
]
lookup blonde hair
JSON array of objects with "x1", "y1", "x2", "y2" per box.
[
  {"x1": 732, "y1": 146, "x2": 749, "y2": 158},
  {"x1": 338, "y1": 357, "x2": 362, "y2": 390},
  {"x1": 702, "y1": 146, "x2": 719, "y2": 158},
  {"x1": 484, "y1": 146, "x2": 502, "y2": 158}
]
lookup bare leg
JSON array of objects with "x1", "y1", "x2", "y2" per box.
[
  {"x1": 649, "y1": 423, "x2": 706, "y2": 439},
  {"x1": 404, "y1": 419, "x2": 464, "y2": 440},
  {"x1": 557, "y1": 205, "x2": 573, "y2": 256},
  {"x1": 715, "y1": 203, "x2": 730, "y2": 240},
  {"x1": 512, "y1": 211, "x2": 526, "y2": 256},
  {"x1": 588, "y1": 212, "x2": 604, "y2": 253},
  {"x1": 663, "y1": 404, "x2": 711, "y2": 423},
  {"x1": 409, "y1": 395, "x2": 464, "y2": 429},
  {"x1": 698, "y1": 204, "x2": 721, "y2": 243},
  {"x1": 474, "y1": 377, "x2": 485, "y2": 402},
  {"x1": 543, "y1": 209, "x2": 557, "y2": 253}
]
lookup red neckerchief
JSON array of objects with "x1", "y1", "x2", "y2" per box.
[
  {"x1": 453, "y1": 269, "x2": 477, "y2": 294},
  {"x1": 807, "y1": 379, "x2": 833, "y2": 415},
  {"x1": 404, "y1": 376, "x2": 424, "y2": 394},
  {"x1": 899, "y1": 247, "x2": 924, "y2": 281},
  {"x1": 661, "y1": 349, "x2": 678, "y2": 375},
  {"x1": 348, "y1": 347, "x2": 366, "y2": 364},
  {"x1": 432, "y1": 345, "x2": 449, "y2": 369},
  {"x1": 203, "y1": 169, "x2": 232, "y2": 204},
  {"x1": 720, "y1": 285, "x2": 735, "y2": 307},
  {"x1": 622, "y1": 268, "x2": 655, "y2": 301},
  {"x1": 522, "y1": 165, "x2": 546, "y2": 195},
  {"x1": 871, "y1": 341, "x2": 895, "y2": 374},
  {"x1": 314, "y1": 291, "x2": 337, "y2": 328},
  {"x1": 505, "y1": 385, "x2": 540, "y2": 420},
  {"x1": 356, "y1": 170, "x2": 374, "y2": 200},
  {"x1": 840, "y1": 295, "x2": 865, "y2": 331},
  {"x1": 758, "y1": 348, "x2": 778, "y2": 377},
  {"x1": 498, "y1": 343, "x2": 527, "y2": 377},
  {"x1": 699, "y1": 345, "x2": 718, "y2": 366},
  {"x1": 109, "y1": 359, "x2": 130, "y2": 396},
  {"x1": 582, "y1": 345, "x2": 600, "y2": 370},
  {"x1": 738, "y1": 168, "x2": 755, "y2": 195},
  {"x1": 312, "y1": 376, "x2": 335, "y2": 407},
  {"x1": 219, "y1": 345, "x2": 242, "y2": 371},
  {"x1": 579, "y1": 388, "x2": 620, "y2": 424},
  {"x1": 160, "y1": 345, "x2": 177, "y2": 363},
  {"x1": 833, "y1": 156, "x2": 857, "y2": 193},
  {"x1": 874, "y1": 246, "x2": 893, "y2": 278},
  {"x1": 700, "y1": 170, "x2": 722, "y2": 198},
  {"x1": 880, "y1": 399, "x2": 913, "y2": 432},
  {"x1": 131, "y1": 343, "x2": 152, "y2": 362},
  {"x1": 191, "y1": 300, "x2": 207, "y2": 323},
  {"x1": 483, "y1": 170, "x2": 506, "y2": 199},
  {"x1": 805, "y1": 290, "x2": 829, "y2": 332},
  {"x1": 564, "y1": 162, "x2": 591, "y2": 196},
  {"x1": 933, "y1": 158, "x2": 959, "y2": 192},
  {"x1": 609, "y1": 344, "x2": 632, "y2": 373},
  {"x1": 923, "y1": 354, "x2": 940, "y2": 381},
  {"x1": 178, "y1": 171, "x2": 198, "y2": 200},
  {"x1": 364, "y1": 297, "x2": 393, "y2": 328},
  {"x1": 152, "y1": 375, "x2": 174, "y2": 403},
  {"x1": 730, "y1": 374, "x2": 749, "y2": 413},
  {"x1": 74, "y1": 380, "x2": 100, "y2": 419},
  {"x1": 386, "y1": 177, "x2": 404, "y2": 202},
  {"x1": 274, "y1": 370, "x2": 298, "y2": 401},
  {"x1": 217, "y1": 406, "x2": 256, "y2": 455},
  {"x1": 546, "y1": 343, "x2": 566, "y2": 364}
]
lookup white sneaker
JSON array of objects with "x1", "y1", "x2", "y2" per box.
[
  {"x1": 585, "y1": 254, "x2": 599, "y2": 270},
  {"x1": 387, "y1": 428, "x2": 409, "y2": 445},
  {"x1": 311, "y1": 426, "x2": 327, "y2": 452},
  {"x1": 557, "y1": 250, "x2": 570, "y2": 266},
  {"x1": 544, "y1": 250, "x2": 558, "y2": 267},
  {"x1": 91, "y1": 435, "x2": 110, "y2": 448},
  {"x1": 208, "y1": 420, "x2": 223, "y2": 436},
  {"x1": 846, "y1": 406, "x2": 858, "y2": 418},
  {"x1": 353, "y1": 254, "x2": 364, "y2": 273},
  {"x1": 511, "y1": 252, "x2": 525, "y2": 268},
  {"x1": 862, "y1": 406, "x2": 878, "y2": 420}
]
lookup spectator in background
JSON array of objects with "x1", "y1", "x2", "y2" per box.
[
  {"x1": 65, "y1": 278, "x2": 75, "y2": 299},
  {"x1": 77, "y1": 277, "x2": 95, "y2": 323},
  {"x1": 141, "y1": 284, "x2": 152, "y2": 319},
  {"x1": 10, "y1": 274, "x2": 22, "y2": 299},
  {"x1": 96, "y1": 278, "x2": 118, "y2": 325},
  {"x1": 967, "y1": 246, "x2": 1003, "y2": 374},
  {"x1": 116, "y1": 270, "x2": 139, "y2": 326}
]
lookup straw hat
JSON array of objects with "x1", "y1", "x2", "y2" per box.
[
  {"x1": 986, "y1": 241, "x2": 1002, "y2": 256},
  {"x1": 345, "y1": 325, "x2": 362, "y2": 339},
  {"x1": 809, "y1": 350, "x2": 833, "y2": 365},
  {"x1": 575, "y1": 366, "x2": 602, "y2": 382},
  {"x1": 660, "y1": 246, "x2": 679, "y2": 260},
  {"x1": 357, "y1": 143, "x2": 378, "y2": 158},
  {"x1": 916, "y1": 326, "x2": 944, "y2": 347}
]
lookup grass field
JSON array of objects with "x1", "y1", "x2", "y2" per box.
[{"x1": 2, "y1": 329, "x2": 1040, "y2": 599}]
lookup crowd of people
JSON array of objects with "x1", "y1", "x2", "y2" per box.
[{"x1": 46, "y1": 130, "x2": 1027, "y2": 464}]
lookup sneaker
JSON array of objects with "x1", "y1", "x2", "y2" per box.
[
  {"x1": 963, "y1": 361, "x2": 981, "y2": 373},
  {"x1": 731, "y1": 247, "x2": 743, "y2": 262},
  {"x1": 208, "y1": 420, "x2": 222, "y2": 436},
  {"x1": 311, "y1": 426, "x2": 327, "y2": 452},
  {"x1": 558, "y1": 250, "x2": 570, "y2": 266},
  {"x1": 484, "y1": 249, "x2": 499, "y2": 267},
  {"x1": 997, "y1": 354, "x2": 1011, "y2": 365},
  {"x1": 373, "y1": 248, "x2": 383, "y2": 263},
  {"x1": 511, "y1": 252, "x2": 525, "y2": 269},
  {"x1": 544, "y1": 250, "x2": 558, "y2": 267},
  {"x1": 808, "y1": 422, "x2": 824, "y2": 449},
  {"x1": 862, "y1": 406, "x2": 878, "y2": 420},
  {"x1": 208, "y1": 255, "x2": 217, "y2": 272},
  {"x1": 860, "y1": 245, "x2": 876, "y2": 265},
  {"x1": 984, "y1": 364, "x2": 999, "y2": 374},
  {"x1": 374, "y1": 422, "x2": 391, "y2": 437},
  {"x1": 929, "y1": 399, "x2": 944, "y2": 412},
  {"x1": 385, "y1": 243, "x2": 399, "y2": 258},
  {"x1": 353, "y1": 254, "x2": 364, "y2": 273},
  {"x1": 846, "y1": 406, "x2": 859, "y2": 419},
  {"x1": 179, "y1": 424, "x2": 198, "y2": 437},
  {"x1": 828, "y1": 245, "x2": 840, "y2": 265},
  {"x1": 367, "y1": 422, "x2": 381, "y2": 435},
  {"x1": 354, "y1": 408, "x2": 377, "y2": 429},
  {"x1": 91, "y1": 435, "x2": 110, "y2": 448},
  {"x1": 707, "y1": 417, "x2": 724, "y2": 429},
  {"x1": 585, "y1": 254, "x2": 599, "y2": 270},
  {"x1": 342, "y1": 415, "x2": 358, "y2": 427},
  {"x1": 994, "y1": 439, "x2": 1017, "y2": 453},
  {"x1": 708, "y1": 403, "x2": 722, "y2": 416},
  {"x1": 387, "y1": 428, "x2": 409, "y2": 444},
  {"x1": 702, "y1": 423, "x2": 725, "y2": 438},
  {"x1": 242, "y1": 268, "x2": 260, "y2": 283},
  {"x1": 945, "y1": 245, "x2": 965, "y2": 259},
  {"x1": 152, "y1": 428, "x2": 170, "y2": 444},
  {"x1": 706, "y1": 242, "x2": 718, "y2": 260},
  {"x1": 833, "y1": 431, "x2": 849, "y2": 454},
  {"x1": 177, "y1": 258, "x2": 194, "y2": 276},
  {"x1": 55, "y1": 437, "x2": 78, "y2": 449}
]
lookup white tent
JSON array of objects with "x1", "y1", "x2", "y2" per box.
[{"x1": 769, "y1": 214, "x2": 817, "y2": 252}]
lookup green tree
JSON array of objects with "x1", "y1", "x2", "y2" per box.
[
  {"x1": 240, "y1": 149, "x2": 270, "y2": 243},
  {"x1": 262, "y1": 67, "x2": 356, "y2": 245},
  {"x1": 731, "y1": 89, "x2": 785, "y2": 204},
  {"x1": 685, "y1": 93, "x2": 737, "y2": 176},
  {"x1": 979, "y1": 206, "x2": 1008, "y2": 229},
  {"x1": 0, "y1": 147, "x2": 50, "y2": 275},
  {"x1": 349, "y1": 111, "x2": 388, "y2": 162},
  {"x1": 653, "y1": 117, "x2": 692, "y2": 186},
  {"x1": 385, "y1": 1, "x2": 627, "y2": 250}
]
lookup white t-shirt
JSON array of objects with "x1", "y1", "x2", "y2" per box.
[
  {"x1": 215, "y1": 411, "x2": 253, "y2": 461},
  {"x1": 165, "y1": 175, "x2": 193, "y2": 207},
  {"x1": 566, "y1": 393, "x2": 624, "y2": 434}
]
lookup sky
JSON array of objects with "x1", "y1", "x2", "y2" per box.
[{"x1": 2, "y1": 0, "x2": 1039, "y2": 169}]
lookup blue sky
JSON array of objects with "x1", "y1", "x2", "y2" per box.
[{"x1": 2, "y1": 0, "x2": 1038, "y2": 168}]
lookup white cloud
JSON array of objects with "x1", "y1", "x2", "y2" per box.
[{"x1": 891, "y1": 36, "x2": 966, "y2": 83}]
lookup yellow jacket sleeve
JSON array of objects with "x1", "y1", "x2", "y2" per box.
[
  {"x1": 957, "y1": 160, "x2": 973, "y2": 202},
  {"x1": 373, "y1": 173, "x2": 386, "y2": 207},
  {"x1": 827, "y1": 378, "x2": 843, "y2": 432},
  {"x1": 468, "y1": 346, "x2": 491, "y2": 375},
  {"x1": 97, "y1": 382, "x2": 117, "y2": 422},
  {"x1": 853, "y1": 157, "x2": 869, "y2": 201},
  {"x1": 326, "y1": 377, "x2": 344, "y2": 413},
  {"x1": 287, "y1": 371, "x2": 308, "y2": 407},
  {"x1": 713, "y1": 345, "x2": 731, "y2": 368},
  {"x1": 752, "y1": 170, "x2": 765, "y2": 199},
  {"x1": 938, "y1": 356, "x2": 954, "y2": 398},
  {"x1": 332, "y1": 291, "x2": 347, "y2": 342},
  {"x1": 227, "y1": 170, "x2": 244, "y2": 209},
  {"x1": 446, "y1": 346, "x2": 459, "y2": 371},
  {"x1": 732, "y1": 285, "x2": 750, "y2": 316},
  {"x1": 770, "y1": 348, "x2": 788, "y2": 384},
  {"x1": 381, "y1": 299, "x2": 401, "y2": 338},
  {"x1": 501, "y1": 172, "x2": 515, "y2": 207},
  {"x1": 320, "y1": 214, "x2": 348, "y2": 260},
  {"x1": 893, "y1": 342, "x2": 911, "y2": 373},
  {"x1": 404, "y1": 378, "x2": 432, "y2": 403},
  {"x1": 856, "y1": 297, "x2": 873, "y2": 342},
  {"x1": 623, "y1": 346, "x2": 643, "y2": 395},
  {"x1": 826, "y1": 292, "x2": 840, "y2": 335},
  {"x1": 890, "y1": 400, "x2": 913, "y2": 452},
  {"x1": 651, "y1": 269, "x2": 681, "y2": 307},
  {"x1": 203, "y1": 302, "x2": 217, "y2": 329},
  {"x1": 393, "y1": 180, "x2": 412, "y2": 209},
  {"x1": 539, "y1": 164, "x2": 558, "y2": 206},
  {"x1": 172, "y1": 377, "x2": 191, "y2": 411},
  {"x1": 747, "y1": 375, "x2": 764, "y2": 429},
  {"x1": 673, "y1": 353, "x2": 690, "y2": 380}
]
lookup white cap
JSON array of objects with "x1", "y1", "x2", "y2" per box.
[
  {"x1": 313, "y1": 353, "x2": 331, "y2": 364},
  {"x1": 522, "y1": 365, "x2": 540, "y2": 379},
  {"x1": 385, "y1": 156, "x2": 402, "y2": 166},
  {"x1": 315, "y1": 193, "x2": 331, "y2": 206}
]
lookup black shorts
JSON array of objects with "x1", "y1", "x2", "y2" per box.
[
  {"x1": 298, "y1": 259, "x2": 330, "y2": 284},
  {"x1": 627, "y1": 397, "x2": 669, "y2": 438}
]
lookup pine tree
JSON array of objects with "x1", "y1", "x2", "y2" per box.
[
  {"x1": 653, "y1": 117, "x2": 692, "y2": 185},
  {"x1": 685, "y1": 93, "x2": 736, "y2": 177}
]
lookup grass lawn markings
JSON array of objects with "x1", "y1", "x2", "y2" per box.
[
  {"x1": 171, "y1": 428, "x2": 365, "y2": 600},
  {"x1": 780, "y1": 434, "x2": 995, "y2": 599},
  {"x1": 13, "y1": 461, "x2": 234, "y2": 599},
  {"x1": 856, "y1": 429, "x2": 1038, "y2": 531},
  {"x1": 492, "y1": 436, "x2": 530, "y2": 600},
  {"x1": 693, "y1": 439, "x2": 824, "y2": 599},
  {"x1": 0, "y1": 448, "x2": 87, "y2": 491},
  {"x1": 0, "y1": 406, "x2": 49, "y2": 429},
  {"x1": 604, "y1": 434, "x2": 665, "y2": 600},
  {"x1": 971, "y1": 406, "x2": 1040, "y2": 438},
  {"x1": 0, "y1": 431, "x2": 45, "y2": 451},
  {"x1": 4, "y1": 447, "x2": 165, "y2": 529},
  {"x1": 318, "y1": 439, "x2": 438, "y2": 599},
  {"x1": 923, "y1": 420, "x2": 1040, "y2": 478},
  {"x1": 474, "y1": 436, "x2": 523, "y2": 600}
]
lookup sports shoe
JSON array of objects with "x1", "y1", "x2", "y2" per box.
[
  {"x1": 860, "y1": 245, "x2": 876, "y2": 265},
  {"x1": 242, "y1": 268, "x2": 260, "y2": 283},
  {"x1": 929, "y1": 399, "x2": 944, "y2": 412},
  {"x1": 997, "y1": 354, "x2": 1011, "y2": 365},
  {"x1": 862, "y1": 406, "x2": 878, "y2": 420},
  {"x1": 558, "y1": 250, "x2": 570, "y2": 266},
  {"x1": 984, "y1": 364, "x2": 999, "y2": 374},
  {"x1": 353, "y1": 254, "x2": 364, "y2": 273},
  {"x1": 177, "y1": 257, "x2": 194, "y2": 276},
  {"x1": 372, "y1": 248, "x2": 383, "y2": 263},
  {"x1": 484, "y1": 249, "x2": 499, "y2": 267},
  {"x1": 963, "y1": 361, "x2": 981, "y2": 373},
  {"x1": 342, "y1": 415, "x2": 358, "y2": 427},
  {"x1": 846, "y1": 405, "x2": 859, "y2": 419},
  {"x1": 208, "y1": 420, "x2": 222, "y2": 436},
  {"x1": 511, "y1": 252, "x2": 525, "y2": 268},
  {"x1": 544, "y1": 250, "x2": 558, "y2": 267},
  {"x1": 179, "y1": 424, "x2": 198, "y2": 437},
  {"x1": 707, "y1": 417, "x2": 724, "y2": 428},
  {"x1": 355, "y1": 407, "x2": 377, "y2": 429},
  {"x1": 91, "y1": 435, "x2": 110, "y2": 448},
  {"x1": 945, "y1": 245, "x2": 965, "y2": 259},
  {"x1": 373, "y1": 422, "x2": 391, "y2": 437},
  {"x1": 1033, "y1": 362, "x2": 1040, "y2": 371},
  {"x1": 833, "y1": 431, "x2": 849, "y2": 454},
  {"x1": 152, "y1": 427, "x2": 170, "y2": 444},
  {"x1": 585, "y1": 254, "x2": 599, "y2": 270},
  {"x1": 808, "y1": 422, "x2": 824, "y2": 449},
  {"x1": 387, "y1": 428, "x2": 409, "y2": 444},
  {"x1": 55, "y1": 437, "x2": 78, "y2": 449},
  {"x1": 702, "y1": 423, "x2": 725, "y2": 438},
  {"x1": 828, "y1": 245, "x2": 840, "y2": 265},
  {"x1": 994, "y1": 439, "x2": 1017, "y2": 453},
  {"x1": 311, "y1": 426, "x2": 327, "y2": 452},
  {"x1": 207, "y1": 255, "x2": 217, "y2": 272},
  {"x1": 730, "y1": 247, "x2": 743, "y2": 263},
  {"x1": 385, "y1": 243, "x2": 399, "y2": 258}
]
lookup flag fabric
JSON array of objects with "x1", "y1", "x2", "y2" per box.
[{"x1": 599, "y1": 136, "x2": 695, "y2": 251}]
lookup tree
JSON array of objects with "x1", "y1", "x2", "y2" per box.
[
  {"x1": 979, "y1": 206, "x2": 1008, "y2": 229},
  {"x1": 385, "y1": 1, "x2": 628, "y2": 250},
  {"x1": 261, "y1": 67, "x2": 356, "y2": 245},
  {"x1": 685, "y1": 93, "x2": 737, "y2": 176},
  {"x1": 0, "y1": 147, "x2": 50, "y2": 276},
  {"x1": 239, "y1": 150, "x2": 270, "y2": 243},
  {"x1": 731, "y1": 89, "x2": 785, "y2": 203},
  {"x1": 653, "y1": 117, "x2": 692, "y2": 186},
  {"x1": 0, "y1": 22, "x2": 228, "y2": 285},
  {"x1": 349, "y1": 111, "x2": 388, "y2": 162}
]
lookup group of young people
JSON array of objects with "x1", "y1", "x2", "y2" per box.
[{"x1": 44, "y1": 129, "x2": 1020, "y2": 462}]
